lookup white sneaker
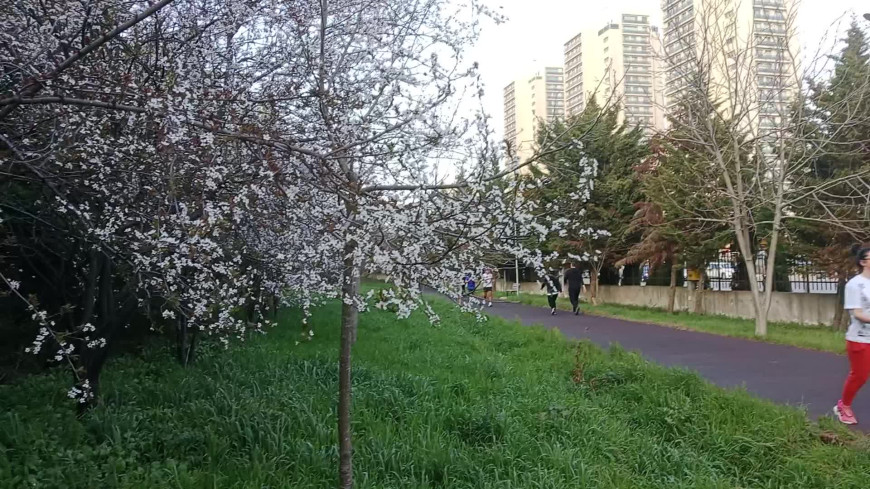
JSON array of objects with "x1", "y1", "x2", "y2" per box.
[{"x1": 488, "y1": 302, "x2": 493, "y2": 307}]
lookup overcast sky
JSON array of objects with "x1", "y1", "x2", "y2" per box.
[{"x1": 466, "y1": 0, "x2": 868, "y2": 139}]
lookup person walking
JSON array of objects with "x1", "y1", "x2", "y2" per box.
[
  {"x1": 564, "y1": 262, "x2": 585, "y2": 315},
  {"x1": 541, "y1": 269, "x2": 562, "y2": 315},
  {"x1": 481, "y1": 267, "x2": 495, "y2": 307},
  {"x1": 834, "y1": 246, "x2": 870, "y2": 425},
  {"x1": 460, "y1": 272, "x2": 474, "y2": 305}
]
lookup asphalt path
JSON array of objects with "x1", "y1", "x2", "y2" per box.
[{"x1": 486, "y1": 301, "x2": 866, "y2": 429}]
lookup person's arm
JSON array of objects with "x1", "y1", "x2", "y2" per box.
[
  {"x1": 852, "y1": 309, "x2": 870, "y2": 323},
  {"x1": 844, "y1": 282, "x2": 870, "y2": 323}
]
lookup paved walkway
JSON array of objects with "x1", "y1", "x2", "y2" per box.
[{"x1": 486, "y1": 301, "x2": 867, "y2": 429}]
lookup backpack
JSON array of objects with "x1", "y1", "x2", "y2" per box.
[{"x1": 466, "y1": 279, "x2": 476, "y2": 292}]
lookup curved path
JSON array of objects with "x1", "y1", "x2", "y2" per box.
[{"x1": 486, "y1": 301, "x2": 867, "y2": 429}]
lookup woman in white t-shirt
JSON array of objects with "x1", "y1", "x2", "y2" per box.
[
  {"x1": 834, "y1": 247, "x2": 870, "y2": 425},
  {"x1": 481, "y1": 268, "x2": 495, "y2": 307}
]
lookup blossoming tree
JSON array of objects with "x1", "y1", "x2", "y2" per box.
[{"x1": 1, "y1": 1, "x2": 601, "y2": 486}]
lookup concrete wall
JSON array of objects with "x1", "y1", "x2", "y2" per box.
[
  {"x1": 370, "y1": 274, "x2": 838, "y2": 326},
  {"x1": 507, "y1": 281, "x2": 839, "y2": 326}
]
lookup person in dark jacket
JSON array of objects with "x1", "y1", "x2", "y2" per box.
[
  {"x1": 563, "y1": 262, "x2": 585, "y2": 315},
  {"x1": 541, "y1": 269, "x2": 562, "y2": 315}
]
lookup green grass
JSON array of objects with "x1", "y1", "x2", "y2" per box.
[
  {"x1": 1, "y1": 298, "x2": 868, "y2": 488},
  {"x1": 498, "y1": 292, "x2": 847, "y2": 354}
]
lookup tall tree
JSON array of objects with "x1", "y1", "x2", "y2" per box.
[
  {"x1": 625, "y1": 134, "x2": 732, "y2": 313},
  {"x1": 661, "y1": 0, "x2": 870, "y2": 335},
  {"x1": 526, "y1": 99, "x2": 650, "y2": 302},
  {"x1": 793, "y1": 20, "x2": 870, "y2": 327}
]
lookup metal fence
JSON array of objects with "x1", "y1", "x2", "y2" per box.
[
  {"x1": 496, "y1": 250, "x2": 842, "y2": 295},
  {"x1": 682, "y1": 250, "x2": 839, "y2": 294}
]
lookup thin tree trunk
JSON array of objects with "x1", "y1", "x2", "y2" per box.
[
  {"x1": 834, "y1": 275, "x2": 847, "y2": 330},
  {"x1": 590, "y1": 269, "x2": 599, "y2": 306},
  {"x1": 733, "y1": 225, "x2": 767, "y2": 336},
  {"x1": 79, "y1": 250, "x2": 101, "y2": 326},
  {"x1": 338, "y1": 238, "x2": 359, "y2": 489},
  {"x1": 78, "y1": 256, "x2": 114, "y2": 414},
  {"x1": 694, "y1": 272, "x2": 706, "y2": 314},
  {"x1": 667, "y1": 265, "x2": 678, "y2": 314}
]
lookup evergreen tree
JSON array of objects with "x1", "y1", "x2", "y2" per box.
[
  {"x1": 524, "y1": 99, "x2": 650, "y2": 300},
  {"x1": 793, "y1": 20, "x2": 870, "y2": 327}
]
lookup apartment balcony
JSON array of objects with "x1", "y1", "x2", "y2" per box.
[
  {"x1": 754, "y1": 0, "x2": 786, "y2": 9},
  {"x1": 665, "y1": 16, "x2": 695, "y2": 36},
  {"x1": 623, "y1": 38, "x2": 650, "y2": 46},
  {"x1": 756, "y1": 26, "x2": 787, "y2": 35},
  {"x1": 755, "y1": 13, "x2": 786, "y2": 22},
  {"x1": 757, "y1": 66, "x2": 786, "y2": 76},
  {"x1": 756, "y1": 35, "x2": 787, "y2": 48},
  {"x1": 664, "y1": 4, "x2": 693, "y2": 24},
  {"x1": 756, "y1": 52, "x2": 786, "y2": 61},
  {"x1": 665, "y1": 33, "x2": 695, "y2": 51},
  {"x1": 757, "y1": 80, "x2": 786, "y2": 89}
]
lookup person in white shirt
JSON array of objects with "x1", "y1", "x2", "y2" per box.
[
  {"x1": 481, "y1": 268, "x2": 495, "y2": 307},
  {"x1": 834, "y1": 246, "x2": 870, "y2": 425}
]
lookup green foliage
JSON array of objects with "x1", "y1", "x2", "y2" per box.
[
  {"x1": 2, "y1": 299, "x2": 868, "y2": 488},
  {"x1": 792, "y1": 20, "x2": 870, "y2": 274},
  {"x1": 628, "y1": 129, "x2": 731, "y2": 276},
  {"x1": 528, "y1": 100, "x2": 651, "y2": 265}
]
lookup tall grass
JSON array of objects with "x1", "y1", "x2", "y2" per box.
[
  {"x1": 1, "y1": 299, "x2": 867, "y2": 488},
  {"x1": 499, "y1": 292, "x2": 846, "y2": 354}
]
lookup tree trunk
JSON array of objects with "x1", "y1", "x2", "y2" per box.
[
  {"x1": 338, "y1": 238, "x2": 360, "y2": 489},
  {"x1": 667, "y1": 265, "x2": 678, "y2": 314},
  {"x1": 734, "y1": 233, "x2": 767, "y2": 336},
  {"x1": 693, "y1": 272, "x2": 706, "y2": 314},
  {"x1": 590, "y1": 269, "x2": 599, "y2": 306},
  {"x1": 834, "y1": 275, "x2": 848, "y2": 330},
  {"x1": 755, "y1": 314, "x2": 768, "y2": 337},
  {"x1": 176, "y1": 315, "x2": 197, "y2": 366},
  {"x1": 752, "y1": 294, "x2": 767, "y2": 336}
]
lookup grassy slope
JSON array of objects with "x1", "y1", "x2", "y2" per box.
[
  {"x1": 498, "y1": 292, "x2": 846, "y2": 354},
  {"x1": 1, "y1": 299, "x2": 868, "y2": 488}
]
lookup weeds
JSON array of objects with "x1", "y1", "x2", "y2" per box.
[{"x1": 0, "y1": 299, "x2": 868, "y2": 488}]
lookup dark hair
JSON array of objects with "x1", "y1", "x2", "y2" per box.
[{"x1": 852, "y1": 244, "x2": 870, "y2": 268}]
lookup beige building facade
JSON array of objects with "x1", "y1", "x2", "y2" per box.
[
  {"x1": 563, "y1": 13, "x2": 667, "y2": 134},
  {"x1": 661, "y1": 0, "x2": 798, "y2": 135},
  {"x1": 503, "y1": 67, "x2": 565, "y2": 169}
]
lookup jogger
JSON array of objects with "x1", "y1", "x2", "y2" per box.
[
  {"x1": 564, "y1": 262, "x2": 584, "y2": 315},
  {"x1": 541, "y1": 269, "x2": 562, "y2": 315},
  {"x1": 481, "y1": 268, "x2": 495, "y2": 307},
  {"x1": 835, "y1": 246, "x2": 870, "y2": 425},
  {"x1": 843, "y1": 341, "x2": 870, "y2": 407}
]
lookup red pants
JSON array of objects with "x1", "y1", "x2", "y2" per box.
[{"x1": 843, "y1": 341, "x2": 870, "y2": 406}]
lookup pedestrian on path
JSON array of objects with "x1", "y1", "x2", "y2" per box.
[
  {"x1": 541, "y1": 269, "x2": 562, "y2": 315},
  {"x1": 481, "y1": 268, "x2": 495, "y2": 307},
  {"x1": 835, "y1": 246, "x2": 870, "y2": 425},
  {"x1": 564, "y1": 262, "x2": 585, "y2": 315},
  {"x1": 460, "y1": 272, "x2": 475, "y2": 305}
]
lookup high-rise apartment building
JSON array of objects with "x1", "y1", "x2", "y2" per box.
[
  {"x1": 563, "y1": 14, "x2": 666, "y2": 134},
  {"x1": 503, "y1": 67, "x2": 565, "y2": 168},
  {"x1": 661, "y1": 0, "x2": 797, "y2": 133},
  {"x1": 564, "y1": 33, "x2": 585, "y2": 117}
]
